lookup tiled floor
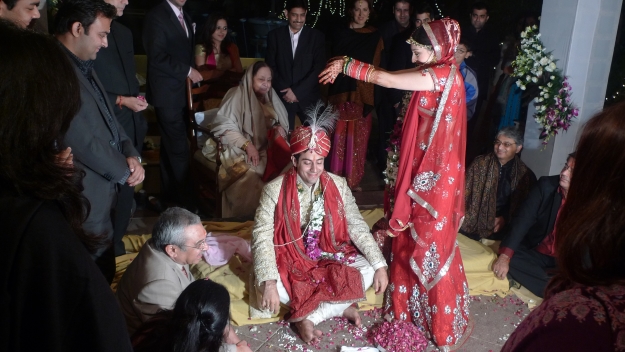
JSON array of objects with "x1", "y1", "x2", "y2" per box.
[{"x1": 226, "y1": 295, "x2": 529, "y2": 352}]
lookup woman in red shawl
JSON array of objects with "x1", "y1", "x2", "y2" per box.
[{"x1": 320, "y1": 19, "x2": 470, "y2": 350}]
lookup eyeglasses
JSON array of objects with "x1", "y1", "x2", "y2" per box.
[
  {"x1": 562, "y1": 163, "x2": 574, "y2": 173},
  {"x1": 456, "y1": 48, "x2": 467, "y2": 54},
  {"x1": 493, "y1": 140, "x2": 516, "y2": 148},
  {"x1": 179, "y1": 239, "x2": 208, "y2": 250}
]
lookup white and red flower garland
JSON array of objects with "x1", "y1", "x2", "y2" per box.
[
  {"x1": 301, "y1": 183, "x2": 355, "y2": 264},
  {"x1": 512, "y1": 25, "x2": 579, "y2": 145}
]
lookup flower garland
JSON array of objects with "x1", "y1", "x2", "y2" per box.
[
  {"x1": 300, "y1": 183, "x2": 355, "y2": 264},
  {"x1": 512, "y1": 25, "x2": 579, "y2": 144}
]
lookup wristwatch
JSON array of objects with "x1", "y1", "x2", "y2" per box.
[{"x1": 134, "y1": 156, "x2": 142, "y2": 163}]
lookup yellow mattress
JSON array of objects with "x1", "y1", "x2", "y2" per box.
[{"x1": 113, "y1": 209, "x2": 511, "y2": 326}]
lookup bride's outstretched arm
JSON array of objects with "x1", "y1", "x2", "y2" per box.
[{"x1": 319, "y1": 56, "x2": 434, "y2": 92}]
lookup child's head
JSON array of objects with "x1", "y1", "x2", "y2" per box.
[{"x1": 454, "y1": 38, "x2": 473, "y2": 65}]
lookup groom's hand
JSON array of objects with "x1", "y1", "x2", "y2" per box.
[
  {"x1": 261, "y1": 280, "x2": 280, "y2": 314},
  {"x1": 373, "y1": 267, "x2": 389, "y2": 295}
]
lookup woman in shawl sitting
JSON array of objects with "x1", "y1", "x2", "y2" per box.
[{"x1": 208, "y1": 61, "x2": 290, "y2": 218}]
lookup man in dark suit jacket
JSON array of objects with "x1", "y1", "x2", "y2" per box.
[
  {"x1": 143, "y1": 0, "x2": 202, "y2": 209},
  {"x1": 491, "y1": 154, "x2": 576, "y2": 297},
  {"x1": 265, "y1": 0, "x2": 325, "y2": 130},
  {"x1": 55, "y1": 0, "x2": 144, "y2": 283},
  {"x1": 378, "y1": 4, "x2": 432, "y2": 172},
  {"x1": 95, "y1": 0, "x2": 148, "y2": 257}
]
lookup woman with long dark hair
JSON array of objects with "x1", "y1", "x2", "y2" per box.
[
  {"x1": 321, "y1": 18, "x2": 470, "y2": 350},
  {"x1": 195, "y1": 13, "x2": 243, "y2": 79},
  {"x1": 132, "y1": 280, "x2": 251, "y2": 352},
  {"x1": 0, "y1": 20, "x2": 132, "y2": 352},
  {"x1": 503, "y1": 102, "x2": 625, "y2": 351}
]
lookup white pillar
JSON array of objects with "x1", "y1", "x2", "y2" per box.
[{"x1": 521, "y1": 0, "x2": 622, "y2": 176}]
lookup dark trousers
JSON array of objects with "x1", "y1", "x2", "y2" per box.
[
  {"x1": 112, "y1": 183, "x2": 134, "y2": 256},
  {"x1": 284, "y1": 100, "x2": 306, "y2": 131},
  {"x1": 155, "y1": 106, "x2": 193, "y2": 209},
  {"x1": 84, "y1": 183, "x2": 116, "y2": 284},
  {"x1": 509, "y1": 245, "x2": 557, "y2": 298},
  {"x1": 112, "y1": 113, "x2": 146, "y2": 257}
]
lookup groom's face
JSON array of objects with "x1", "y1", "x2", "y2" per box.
[{"x1": 292, "y1": 150, "x2": 324, "y2": 188}]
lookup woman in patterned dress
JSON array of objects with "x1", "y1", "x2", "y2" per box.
[{"x1": 320, "y1": 18, "x2": 470, "y2": 350}]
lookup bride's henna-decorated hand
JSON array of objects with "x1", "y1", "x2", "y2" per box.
[{"x1": 318, "y1": 56, "x2": 346, "y2": 85}]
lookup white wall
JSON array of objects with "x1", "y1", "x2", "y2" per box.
[{"x1": 521, "y1": 0, "x2": 622, "y2": 176}]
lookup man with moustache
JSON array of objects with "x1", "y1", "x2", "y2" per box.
[
  {"x1": 143, "y1": 0, "x2": 202, "y2": 210},
  {"x1": 265, "y1": 0, "x2": 325, "y2": 130},
  {"x1": 94, "y1": 0, "x2": 148, "y2": 257},
  {"x1": 55, "y1": 0, "x2": 144, "y2": 283},
  {"x1": 251, "y1": 117, "x2": 388, "y2": 344},
  {"x1": 492, "y1": 153, "x2": 576, "y2": 298},
  {"x1": 0, "y1": 0, "x2": 40, "y2": 28}
]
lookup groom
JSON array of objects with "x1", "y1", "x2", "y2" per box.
[{"x1": 251, "y1": 121, "x2": 388, "y2": 344}]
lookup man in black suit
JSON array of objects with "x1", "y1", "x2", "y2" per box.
[
  {"x1": 55, "y1": 0, "x2": 144, "y2": 283},
  {"x1": 143, "y1": 0, "x2": 202, "y2": 209},
  {"x1": 492, "y1": 153, "x2": 576, "y2": 298},
  {"x1": 265, "y1": 0, "x2": 325, "y2": 130},
  {"x1": 95, "y1": 0, "x2": 148, "y2": 257},
  {"x1": 462, "y1": 2, "x2": 500, "y2": 117}
]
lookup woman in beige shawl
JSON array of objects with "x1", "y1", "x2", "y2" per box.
[{"x1": 209, "y1": 61, "x2": 289, "y2": 217}]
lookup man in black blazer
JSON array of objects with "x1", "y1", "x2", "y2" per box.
[
  {"x1": 55, "y1": 0, "x2": 144, "y2": 283},
  {"x1": 143, "y1": 0, "x2": 202, "y2": 209},
  {"x1": 266, "y1": 0, "x2": 325, "y2": 130},
  {"x1": 95, "y1": 0, "x2": 148, "y2": 257},
  {"x1": 492, "y1": 154, "x2": 576, "y2": 297}
]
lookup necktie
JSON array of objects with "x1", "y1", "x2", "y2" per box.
[
  {"x1": 182, "y1": 266, "x2": 189, "y2": 279},
  {"x1": 178, "y1": 12, "x2": 186, "y2": 35}
]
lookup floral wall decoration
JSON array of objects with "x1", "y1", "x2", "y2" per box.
[{"x1": 512, "y1": 25, "x2": 579, "y2": 145}]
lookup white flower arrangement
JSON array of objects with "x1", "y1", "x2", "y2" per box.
[{"x1": 512, "y1": 25, "x2": 579, "y2": 145}]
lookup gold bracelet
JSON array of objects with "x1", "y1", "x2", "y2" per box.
[{"x1": 241, "y1": 140, "x2": 250, "y2": 151}]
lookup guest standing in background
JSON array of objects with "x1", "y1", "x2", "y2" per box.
[
  {"x1": 462, "y1": 1, "x2": 501, "y2": 164},
  {"x1": 95, "y1": 0, "x2": 149, "y2": 257},
  {"x1": 0, "y1": 0, "x2": 40, "y2": 28},
  {"x1": 143, "y1": 0, "x2": 203, "y2": 211},
  {"x1": 55, "y1": 0, "x2": 144, "y2": 283},
  {"x1": 376, "y1": 0, "x2": 412, "y2": 174},
  {"x1": 266, "y1": 0, "x2": 325, "y2": 130},
  {"x1": 327, "y1": 0, "x2": 382, "y2": 190}
]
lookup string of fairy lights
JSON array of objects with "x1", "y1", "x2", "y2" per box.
[
  {"x1": 279, "y1": 0, "x2": 444, "y2": 27},
  {"x1": 605, "y1": 82, "x2": 625, "y2": 105}
]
